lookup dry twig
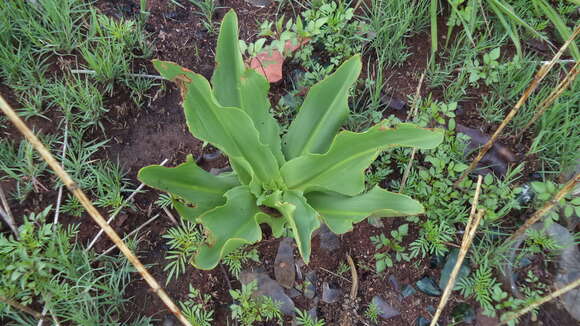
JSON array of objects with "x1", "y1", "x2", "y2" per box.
[
  {"x1": 430, "y1": 176, "x2": 484, "y2": 326},
  {"x1": 86, "y1": 158, "x2": 169, "y2": 250},
  {"x1": 500, "y1": 277, "x2": 580, "y2": 325},
  {"x1": 506, "y1": 172, "x2": 579, "y2": 243},
  {"x1": 454, "y1": 25, "x2": 580, "y2": 187},
  {"x1": 0, "y1": 95, "x2": 192, "y2": 326},
  {"x1": 518, "y1": 61, "x2": 579, "y2": 137},
  {"x1": 0, "y1": 184, "x2": 18, "y2": 238},
  {"x1": 0, "y1": 295, "x2": 42, "y2": 319}
]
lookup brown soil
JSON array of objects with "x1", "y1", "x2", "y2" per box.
[{"x1": 1, "y1": 1, "x2": 575, "y2": 325}]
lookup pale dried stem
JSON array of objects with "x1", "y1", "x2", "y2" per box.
[
  {"x1": 346, "y1": 254, "x2": 358, "y2": 299},
  {"x1": 53, "y1": 119, "x2": 68, "y2": 227},
  {"x1": 500, "y1": 277, "x2": 580, "y2": 325},
  {"x1": 0, "y1": 184, "x2": 19, "y2": 238},
  {"x1": 454, "y1": 25, "x2": 580, "y2": 187},
  {"x1": 518, "y1": 61, "x2": 579, "y2": 137},
  {"x1": 98, "y1": 214, "x2": 160, "y2": 258},
  {"x1": 400, "y1": 71, "x2": 426, "y2": 193},
  {"x1": 431, "y1": 176, "x2": 484, "y2": 326},
  {"x1": 87, "y1": 158, "x2": 169, "y2": 250},
  {"x1": 70, "y1": 69, "x2": 165, "y2": 80},
  {"x1": 506, "y1": 172, "x2": 579, "y2": 243},
  {"x1": 162, "y1": 206, "x2": 179, "y2": 225},
  {"x1": 0, "y1": 95, "x2": 192, "y2": 326}
]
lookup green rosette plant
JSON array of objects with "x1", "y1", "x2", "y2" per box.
[{"x1": 138, "y1": 10, "x2": 444, "y2": 270}]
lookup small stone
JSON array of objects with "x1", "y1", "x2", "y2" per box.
[
  {"x1": 321, "y1": 282, "x2": 342, "y2": 303},
  {"x1": 239, "y1": 271, "x2": 296, "y2": 316},
  {"x1": 401, "y1": 285, "x2": 416, "y2": 298},
  {"x1": 451, "y1": 303, "x2": 476, "y2": 324},
  {"x1": 274, "y1": 238, "x2": 295, "y2": 289},
  {"x1": 319, "y1": 224, "x2": 340, "y2": 252},
  {"x1": 426, "y1": 305, "x2": 436, "y2": 315},
  {"x1": 439, "y1": 249, "x2": 470, "y2": 290},
  {"x1": 416, "y1": 277, "x2": 442, "y2": 297},
  {"x1": 516, "y1": 183, "x2": 535, "y2": 205},
  {"x1": 286, "y1": 288, "x2": 301, "y2": 298},
  {"x1": 202, "y1": 151, "x2": 222, "y2": 161},
  {"x1": 371, "y1": 296, "x2": 400, "y2": 320},
  {"x1": 388, "y1": 275, "x2": 400, "y2": 293},
  {"x1": 162, "y1": 315, "x2": 177, "y2": 326},
  {"x1": 304, "y1": 271, "x2": 317, "y2": 299},
  {"x1": 381, "y1": 94, "x2": 407, "y2": 111},
  {"x1": 416, "y1": 316, "x2": 430, "y2": 326},
  {"x1": 429, "y1": 254, "x2": 445, "y2": 269}
]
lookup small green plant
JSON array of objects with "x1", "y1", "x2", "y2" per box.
[
  {"x1": 364, "y1": 302, "x2": 380, "y2": 324},
  {"x1": 188, "y1": 0, "x2": 218, "y2": 34},
  {"x1": 295, "y1": 308, "x2": 325, "y2": 326},
  {"x1": 371, "y1": 224, "x2": 411, "y2": 273},
  {"x1": 466, "y1": 48, "x2": 502, "y2": 86},
  {"x1": 180, "y1": 285, "x2": 214, "y2": 326},
  {"x1": 138, "y1": 11, "x2": 443, "y2": 270},
  {"x1": 336, "y1": 261, "x2": 350, "y2": 276},
  {"x1": 229, "y1": 281, "x2": 283, "y2": 326},
  {"x1": 531, "y1": 180, "x2": 580, "y2": 222},
  {"x1": 457, "y1": 262, "x2": 500, "y2": 314},
  {"x1": 222, "y1": 246, "x2": 260, "y2": 278},
  {"x1": 162, "y1": 221, "x2": 204, "y2": 283}
]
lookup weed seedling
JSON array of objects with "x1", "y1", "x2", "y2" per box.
[{"x1": 371, "y1": 224, "x2": 411, "y2": 273}]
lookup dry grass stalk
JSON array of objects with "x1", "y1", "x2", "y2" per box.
[
  {"x1": 500, "y1": 277, "x2": 580, "y2": 325},
  {"x1": 0, "y1": 295, "x2": 42, "y2": 319},
  {"x1": 346, "y1": 254, "x2": 358, "y2": 299},
  {"x1": 86, "y1": 158, "x2": 169, "y2": 250},
  {"x1": 506, "y1": 172, "x2": 579, "y2": 243},
  {"x1": 0, "y1": 95, "x2": 192, "y2": 326},
  {"x1": 430, "y1": 176, "x2": 484, "y2": 326},
  {"x1": 0, "y1": 184, "x2": 19, "y2": 238},
  {"x1": 400, "y1": 70, "x2": 426, "y2": 193},
  {"x1": 518, "y1": 61, "x2": 579, "y2": 137},
  {"x1": 99, "y1": 214, "x2": 161, "y2": 257},
  {"x1": 52, "y1": 119, "x2": 69, "y2": 228},
  {"x1": 454, "y1": 25, "x2": 580, "y2": 187}
]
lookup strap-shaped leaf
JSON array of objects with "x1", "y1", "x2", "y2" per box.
[
  {"x1": 195, "y1": 185, "x2": 283, "y2": 270},
  {"x1": 153, "y1": 60, "x2": 282, "y2": 190},
  {"x1": 282, "y1": 122, "x2": 444, "y2": 196},
  {"x1": 268, "y1": 190, "x2": 321, "y2": 263},
  {"x1": 283, "y1": 55, "x2": 362, "y2": 160},
  {"x1": 137, "y1": 158, "x2": 239, "y2": 220},
  {"x1": 306, "y1": 187, "x2": 424, "y2": 234},
  {"x1": 211, "y1": 10, "x2": 284, "y2": 165}
]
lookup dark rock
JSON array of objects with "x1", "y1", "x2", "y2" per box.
[
  {"x1": 318, "y1": 224, "x2": 340, "y2": 252},
  {"x1": 429, "y1": 254, "x2": 445, "y2": 269},
  {"x1": 456, "y1": 124, "x2": 515, "y2": 177},
  {"x1": 382, "y1": 94, "x2": 407, "y2": 111},
  {"x1": 286, "y1": 288, "x2": 301, "y2": 298},
  {"x1": 451, "y1": 303, "x2": 475, "y2": 324},
  {"x1": 202, "y1": 151, "x2": 222, "y2": 161},
  {"x1": 162, "y1": 315, "x2": 177, "y2": 326},
  {"x1": 426, "y1": 305, "x2": 436, "y2": 315},
  {"x1": 371, "y1": 296, "x2": 400, "y2": 320},
  {"x1": 416, "y1": 277, "x2": 441, "y2": 296},
  {"x1": 321, "y1": 282, "x2": 342, "y2": 303},
  {"x1": 274, "y1": 238, "x2": 295, "y2": 289},
  {"x1": 304, "y1": 271, "x2": 317, "y2": 299},
  {"x1": 401, "y1": 285, "x2": 416, "y2": 298},
  {"x1": 239, "y1": 271, "x2": 296, "y2": 316},
  {"x1": 388, "y1": 275, "x2": 400, "y2": 293},
  {"x1": 416, "y1": 316, "x2": 430, "y2": 326},
  {"x1": 516, "y1": 183, "x2": 535, "y2": 205},
  {"x1": 439, "y1": 249, "x2": 470, "y2": 291}
]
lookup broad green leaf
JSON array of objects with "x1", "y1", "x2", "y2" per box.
[
  {"x1": 137, "y1": 157, "x2": 239, "y2": 220},
  {"x1": 268, "y1": 190, "x2": 321, "y2": 263},
  {"x1": 283, "y1": 55, "x2": 362, "y2": 159},
  {"x1": 153, "y1": 60, "x2": 282, "y2": 190},
  {"x1": 211, "y1": 11, "x2": 285, "y2": 165},
  {"x1": 306, "y1": 187, "x2": 424, "y2": 234},
  {"x1": 282, "y1": 122, "x2": 444, "y2": 196},
  {"x1": 195, "y1": 185, "x2": 280, "y2": 269}
]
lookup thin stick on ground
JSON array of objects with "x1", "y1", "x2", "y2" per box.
[
  {"x1": 53, "y1": 119, "x2": 69, "y2": 227},
  {"x1": 500, "y1": 277, "x2": 580, "y2": 325},
  {"x1": 518, "y1": 61, "x2": 579, "y2": 137},
  {"x1": 98, "y1": 214, "x2": 161, "y2": 257},
  {"x1": 162, "y1": 206, "x2": 179, "y2": 225},
  {"x1": 86, "y1": 158, "x2": 169, "y2": 250},
  {"x1": 0, "y1": 184, "x2": 19, "y2": 238},
  {"x1": 400, "y1": 70, "x2": 426, "y2": 193},
  {"x1": 0, "y1": 95, "x2": 192, "y2": 326},
  {"x1": 505, "y1": 172, "x2": 579, "y2": 243},
  {"x1": 454, "y1": 25, "x2": 580, "y2": 187},
  {"x1": 70, "y1": 69, "x2": 166, "y2": 80},
  {"x1": 346, "y1": 254, "x2": 358, "y2": 299},
  {"x1": 0, "y1": 295, "x2": 42, "y2": 319},
  {"x1": 430, "y1": 176, "x2": 484, "y2": 326}
]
